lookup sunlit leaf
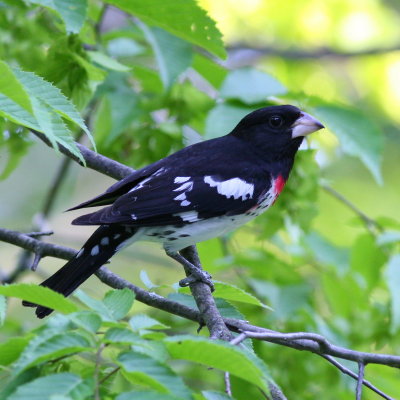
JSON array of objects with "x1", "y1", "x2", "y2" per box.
[
  {"x1": 220, "y1": 68, "x2": 287, "y2": 104},
  {"x1": 312, "y1": 104, "x2": 384, "y2": 184},
  {"x1": 0, "y1": 61, "x2": 32, "y2": 112},
  {"x1": 140, "y1": 25, "x2": 193, "y2": 88},
  {"x1": 30, "y1": 0, "x2": 88, "y2": 33},
  {"x1": 0, "y1": 337, "x2": 29, "y2": 366},
  {"x1": 107, "y1": 0, "x2": 226, "y2": 58},
  {"x1": 205, "y1": 103, "x2": 253, "y2": 139}
]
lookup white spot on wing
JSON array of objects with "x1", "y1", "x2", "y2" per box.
[
  {"x1": 174, "y1": 193, "x2": 187, "y2": 201},
  {"x1": 174, "y1": 176, "x2": 190, "y2": 183},
  {"x1": 204, "y1": 176, "x2": 254, "y2": 201},
  {"x1": 174, "y1": 181, "x2": 193, "y2": 192},
  {"x1": 101, "y1": 237, "x2": 109, "y2": 246},
  {"x1": 131, "y1": 213, "x2": 137, "y2": 220},
  {"x1": 114, "y1": 234, "x2": 121, "y2": 240},
  {"x1": 91, "y1": 245, "x2": 99, "y2": 256},
  {"x1": 180, "y1": 200, "x2": 191, "y2": 206},
  {"x1": 175, "y1": 211, "x2": 199, "y2": 222}
]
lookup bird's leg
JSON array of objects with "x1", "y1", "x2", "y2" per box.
[{"x1": 164, "y1": 247, "x2": 214, "y2": 291}]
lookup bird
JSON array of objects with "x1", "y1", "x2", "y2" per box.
[{"x1": 23, "y1": 104, "x2": 324, "y2": 318}]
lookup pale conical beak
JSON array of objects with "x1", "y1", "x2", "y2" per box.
[{"x1": 291, "y1": 112, "x2": 324, "y2": 138}]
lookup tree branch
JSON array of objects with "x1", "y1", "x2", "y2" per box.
[
  {"x1": 227, "y1": 44, "x2": 400, "y2": 60},
  {"x1": 30, "y1": 129, "x2": 134, "y2": 180},
  {"x1": 2, "y1": 227, "x2": 400, "y2": 370}
]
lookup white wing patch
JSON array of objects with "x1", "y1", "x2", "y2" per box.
[
  {"x1": 173, "y1": 177, "x2": 193, "y2": 206},
  {"x1": 204, "y1": 176, "x2": 254, "y2": 201},
  {"x1": 174, "y1": 176, "x2": 190, "y2": 183},
  {"x1": 174, "y1": 210, "x2": 200, "y2": 222},
  {"x1": 129, "y1": 168, "x2": 167, "y2": 193}
]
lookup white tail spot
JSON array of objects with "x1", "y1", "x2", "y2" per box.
[{"x1": 91, "y1": 245, "x2": 100, "y2": 256}]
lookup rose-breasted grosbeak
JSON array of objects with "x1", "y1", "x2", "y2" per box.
[{"x1": 24, "y1": 105, "x2": 324, "y2": 318}]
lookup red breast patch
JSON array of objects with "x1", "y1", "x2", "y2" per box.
[{"x1": 274, "y1": 175, "x2": 286, "y2": 195}]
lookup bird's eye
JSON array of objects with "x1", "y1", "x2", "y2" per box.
[{"x1": 269, "y1": 115, "x2": 283, "y2": 128}]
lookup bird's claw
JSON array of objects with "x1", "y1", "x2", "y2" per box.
[{"x1": 179, "y1": 269, "x2": 214, "y2": 292}]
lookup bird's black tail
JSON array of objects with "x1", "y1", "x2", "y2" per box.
[{"x1": 23, "y1": 225, "x2": 137, "y2": 318}]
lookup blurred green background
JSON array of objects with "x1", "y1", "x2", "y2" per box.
[{"x1": 1, "y1": 0, "x2": 400, "y2": 398}]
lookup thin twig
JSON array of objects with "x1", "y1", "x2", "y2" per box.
[
  {"x1": 94, "y1": 343, "x2": 105, "y2": 400},
  {"x1": 99, "y1": 366, "x2": 120, "y2": 385},
  {"x1": 356, "y1": 362, "x2": 365, "y2": 400},
  {"x1": 320, "y1": 355, "x2": 394, "y2": 400},
  {"x1": 227, "y1": 44, "x2": 400, "y2": 60},
  {"x1": 25, "y1": 231, "x2": 54, "y2": 237},
  {"x1": 322, "y1": 185, "x2": 380, "y2": 231},
  {"x1": 224, "y1": 372, "x2": 232, "y2": 397}
]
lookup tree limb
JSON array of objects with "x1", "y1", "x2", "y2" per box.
[{"x1": 2, "y1": 227, "x2": 400, "y2": 369}]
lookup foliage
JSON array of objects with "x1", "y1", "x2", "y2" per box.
[{"x1": 1, "y1": 0, "x2": 400, "y2": 399}]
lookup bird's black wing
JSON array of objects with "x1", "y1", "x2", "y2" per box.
[
  {"x1": 72, "y1": 166, "x2": 273, "y2": 227},
  {"x1": 68, "y1": 159, "x2": 166, "y2": 210}
]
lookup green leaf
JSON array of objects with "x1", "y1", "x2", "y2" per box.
[
  {"x1": 140, "y1": 270, "x2": 159, "y2": 289},
  {"x1": 107, "y1": 0, "x2": 226, "y2": 58},
  {"x1": 118, "y1": 351, "x2": 191, "y2": 399},
  {"x1": 351, "y1": 233, "x2": 386, "y2": 289},
  {"x1": 117, "y1": 391, "x2": 181, "y2": 400},
  {"x1": 202, "y1": 391, "x2": 233, "y2": 400},
  {"x1": 104, "y1": 327, "x2": 141, "y2": 344},
  {"x1": 311, "y1": 105, "x2": 384, "y2": 184},
  {"x1": 140, "y1": 25, "x2": 193, "y2": 88},
  {"x1": 74, "y1": 290, "x2": 115, "y2": 321},
  {"x1": 212, "y1": 281, "x2": 272, "y2": 310},
  {"x1": 30, "y1": 0, "x2": 88, "y2": 33},
  {"x1": 130, "y1": 314, "x2": 170, "y2": 331},
  {"x1": 88, "y1": 51, "x2": 131, "y2": 72},
  {"x1": 12, "y1": 68, "x2": 94, "y2": 147},
  {"x1": 30, "y1": 97, "x2": 83, "y2": 162},
  {"x1": 205, "y1": 104, "x2": 253, "y2": 139},
  {"x1": 193, "y1": 54, "x2": 227, "y2": 89},
  {"x1": 384, "y1": 254, "x2": 400, "y2": 333},
  {"x1": 0, "y1": 337, "x2": 29, "y2": 366},
  {"x1": 305, "y1": 232, "x2": 349, "y2": 274},
  {"x1": 0, "y1": 61, "x2": 32, "y2": 112},
  {"x1": 7, "y1": 373, "x2": 83, "y2": 400},
  {"x1": 220, "y1": 68, "x2": 287, "y2": 104},
  {"x1": 0, "y1": 93, "x2": 40, "y2": 130},
  {"x1": 165, "y1": 335, "x2": 270, "y2": 393},
  {"x1": 0, "y1": 130, "x2": 32, "y2": 180},
  {"x1": 0, "y1": 283, "x2": 79, "y2": 314},
  {"x1": 69, "y1": 311, "x2": 102, "y2": 333},
  {"x1": 14, "y1": 330, "x2": 91, "y2": 373},
  {"x1": 377, "y1": 231, "x2": 400, "y2": 245},
  {"x1": 103, "y1": 288, "x2": 135, "y2": 320},
  {"x1": 0, "y1": 295, "x2": 6, "y2": 325}
]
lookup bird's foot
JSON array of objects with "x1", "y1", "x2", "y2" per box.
[
  {"x1": 165, "y1": 248, "x2": 214, "y2": 291},
  {"x1": 179, "y1": 268, "x2": 214, "y2": 291}
]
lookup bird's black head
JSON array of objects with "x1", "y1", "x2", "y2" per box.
[{"x1": 230, "y1": 105, "x2": 324, "y2": 163}]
